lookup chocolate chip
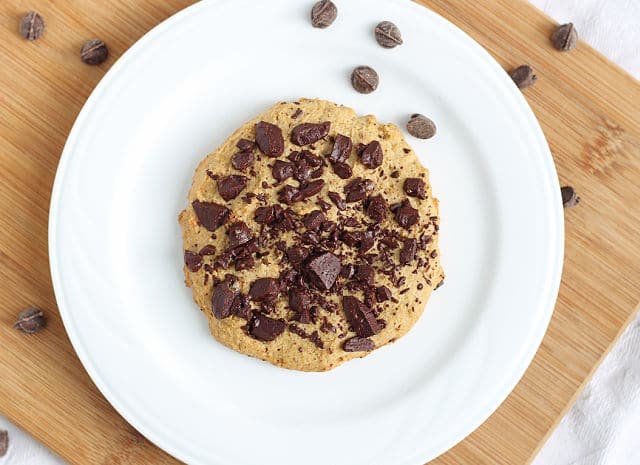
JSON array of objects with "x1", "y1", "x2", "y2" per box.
[
  {"x1": 430, "y1": 249, "x2": 438, "y2": 259},
  {"x1": 14, "y1": 308, "x2": 46, "y2": 334},
  {"x1": 355, "y1": 264, "x2": 374, "y2": 287},
  {"x1": 552, "y1": 23, "x2": 578, "y2": 52},
  {"x1": 343, "y1": 336, "x2": 375, "y2": 352},
  {"x1": 289, "y1": 288, "x2": 312, "y2": 323},
  {"x1": 359, "y1": 141, "x2": 383, "y2": 169},
  {"x1": 376, "y1": 286, "x2": 392, "y2": 302},
  {"x1": 192, "y1": 200, "x2": 230, "y2": 231},
  {"x1": 510, "y1": 65, "x2": 537, "y2": 89},
  {"x1": 278, "y1": 185, "x2": 300, "y2": 204},
  {"x1": 343, "y1": 217, "x2": 360, "y2": 228},
  {"x1": 292, "y1": 108, "x2": 303, "y2": 119},
  {"x1": 272, "y1": 160, "x2": 295, "y2": 182},
  {"x1": 288, "y1": 151, "x2": 301, "y2": 162},
  {"x1": 300, "y1": 150, "x2": 323, "y2": 167},
  {"x1": 291, "y1": 122, "x2": 331, "y2": 146},
  {"x1": 236, "y1": 139, "x2": 256, "y2": 151},
  {"x1": 390, "y1": 170, "x2": 400, "y2": 178},
  {"x1": 342, "y1": 296, "x2": 381, "y2": 337},
  {"x1": 217, "y1": 175, "x2": 248, "y2": 201},
  {"x1": 20, "y1": 11, "x2": 45, "y2": 41},
  {"x1": 293, "y1": 159, "x2": 313, "y2": 182},
  {"x1": 374, "y1": 21, "x2": 403, "y2": 48},
  {"x1": 406, "y1": 114, "x2": 436, "y2": 139},
  {"x1": 311, "y1": 0, "x2": 337, "y2": 29},
  {"x1": 360, "y1": 231, "x2": 375, "y2": 252},
  {"x1": 394, "y1": 199, "x2": 419, "y2": 229},
  {"x1": 199, "y1": 245, "x2": 217, "y2": 256},
  {"x1": 249, "y1": 278, "x2": 280, "y2": 302},
  {"x1": 344, "y1": 178, "x2": 374, "y2": 203},
  {"x1": 332, "y1": 162, "x2": 352, "y2": 179},
  {"x1": 305, "y1": 252, "x2": 342, "y2": 290},
  {"x1": 366, "y1": 194, "x2": 387, "y2": 222},
  {"x1": 212, "y1": 282, "x2": 236, "y2": 319},
  {"x1": 404, "y1": 178, "x2": 427, "y2": 199},
  {"x1": 341, "y1": 230, "x2": 362, "y2": 247},
  {"x1": 232, "y1": 150, "x2": 254, "y2": 170},
  {"x1": 227, "y1": 222, "x2": 253, "y2": 249},
  {"x1": 80, "y1": 39, "x2": 109, "y2": 65},
  {"x1": 255, "y1": 121, "x2": 284, "y2": 157},
  {"x1": 399, "y1": 238, "x2": 417, "y2": 265},
  {"x1": 561, "y1": 185, "x2": 581, "y2": 208},
  {"x1": 328, "y1": 134, "x2": 353, "y2": 164},
  {"x1": 184, "y1": 250, "x2": 203, "y2": 272},
  {"x1": 303, "y1": 210, "x2": 326, "y2": 231},
  {"x1": 230, "y1": 294, "x2": 252, "y2": 320},
  {"x1": 235, "y1": 256, "x2": 255, "y2": 271},
  {"x1": 296, "y1": 179, "x2": 325, "y2": 200},
  {"x1": 351, "y1": 66, "x2": 379, "y2": 94},
  {"x1": 311, "y1": 167, "x2": 324, "y2": 178},
  {"x1": 248, "y1": 313, "x2": 285, "y2": 341},
  {"x1": 328, "y1": 191, "x2": 346, "y2": 210},
  {"x1": 302, "y1": 231, "x2": 320, "y2": 245}
]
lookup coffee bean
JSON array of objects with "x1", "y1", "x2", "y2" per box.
[
  {"x1": 510, "y1": 64, "x2": 537, "y2": 89},
  {"x1": 80, "y1": 39, "x2": 109, "y2": 65},
  {"x1": 20, "y1": 11, "x2": 45, "y2": 41},
  {"x1": 406, "y1": 114, "x2": 436, "y2": 139},
  {"x1": 552, "y1": 23, "x2": 578, "y2": 52},
  {"x1": 0, "y1": 430, "x2": 7, "y2": 458},
  {"x1": 14, "y1": 308, "x2": 46, "y2": 334},
  {"x1": 311, "y1": 0, "x2": 337, "y2": 29},
  {"x1": 374, "y1": 21, "x2": 403, "y2": 48},
  {"x1": 351, "y1": 66, "x2": 379, "y2": 94},
  {"x1": 561, "y1": 185, "x2": 580, "y2": 208}
]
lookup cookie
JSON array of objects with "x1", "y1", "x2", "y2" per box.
[{"x1": 178, "y1": 99, "x2": 443, "y2": 371}]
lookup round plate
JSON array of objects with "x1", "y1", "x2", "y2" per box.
[{"x1": 49, "y1": 0, "x2": 563, "y2": 464}]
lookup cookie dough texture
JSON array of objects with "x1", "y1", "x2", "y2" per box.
[{"x1": 179, "y1": 98, "x2": 443, "y2": 371}]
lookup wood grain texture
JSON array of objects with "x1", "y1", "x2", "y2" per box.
[{"x1": 0, "y1": 1, "x2": 638, "y2": 464}]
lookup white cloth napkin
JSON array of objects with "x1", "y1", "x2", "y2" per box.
[{"x1": 1, "y1": 1, "x2": 638, "y2": 464}]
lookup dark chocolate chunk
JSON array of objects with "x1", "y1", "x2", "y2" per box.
[
  {"x1": 390, "y1": 170, "x2": 400, "y2": 178},
  {"x1": 394, "y1": 199, "x2": 419, "y2": 229},
  {"x1": 231, "y1": 293, "x2": 252, "y2": 320},
  {"x1": 217, "y1": 175, "x2": 248, "y2": 201},
  {"x1": 399, "y1": 238, "x2": 417, "y2": 265},
  {"x1": 291, "y1": 121, "x2": 331, "y2": 146},
  {"x1": 404, "y1": 178, "x2": 427, "y2": 199},
  {"x1": 311, "y1": 167, "x2": 324, "y2": 179},
  {"x1": 227, "y1": 221, "x2": 253, "y2": 249},
  {"x1": 254, "y1": 205, "x2": 279, "y2": 225},
  {"x1": 311, "y1": 0, "x2": 337, "y2": 28},
  {"x1": 376, "y1": 285, "x2": 392, "y2": 302},
  {"x1": 231, "y1": 150, "x2": 254, "y2": 170},
  {"x1": 184, "y1": 250, "x2": 203, "y2": 272},
  {"x1": 344, "y1": 178, "x2": 374, "y2": 203},
  {"x1": 249, "y1": 278, "x2": 280, "y2": 302},
  {"x1": 293, "y1": 158, "x2": 313, "y2": 182},
  {"x1": 341, "y1": 230, "x2": 363, "y2": 247},
  {"x1": 342, "y1": 296, "x2": 381, "y2": 337},
  {"x1": 305, "y1": 252, "x2": 342, "y2": 290},
  {"x1": 278, "y1": 185, "x2": 300, "y2": 204},
  {"x1": 212, "y1": 282, "x2": 236, "y2": 319},
  {"x1": 248, "y1": 313, "x2": 285, "y2": 341},
  {"x1": 302, "y1": 231, "x2": 320, "y2": 245},
  {"x1": 192, "y1": 200, "x2": 230, "y2": 231},
  {"x1": 561, "y1": 185, "x2": 581, "y2": 208},
  {"x1": 272, "y1": 160, "x2": 295, "y2": 182},
  {"x1": 301, "y1": 150, "x2": 323, "y2": 167},
  {"x1": 328, "y1": 191, "x2": 346, "y2": 210},
  {"x1": 340, "y1": 264, "x2": 355, "y2": 279},
  {"x1": 332, "y1": 162, "x2": 352, "y2": 179},
  {"x1": 303, "y1": 210, "x2": 326, "y2": 231},
  {"x1": 236, "y1": 139, "x2": 256, "y2": 151},
  {"x1": 235, "y1": 256, "x2": 255, "y2": 271},
  {"x1": 355, "y1": 264, "x2": 374, "y2": 287},
  {"x1": 359, "y1": 141, "x2": 383, "y2": 169},
  {"x1": 287, "y1": 246, "x2": 310, "y2": 267},
  {"x1": 366, "y1": 194, "x2": 387, "y2": 222},
  {"x1": 255, "y1": 121, "x2": 284, "y2": 157},
  {"x1": 328, "y1": 134, "x2": 353, "y2": 164},
  {"x1": 289, "y1": 288, "x2": 312, "y2": 323},
  {"x1": 291, "y1": 108, "x2": 303, "y2": 119},
  {"x1": 288, "y1": 151, "x2": 301, "y2": 162},
  {"x1": 199, "y1": 245, "x2": 217, "y2": 256},
  {"x1": 343, "y1": 336, "x2": 375, "y2": 352},
  {"x1": 309, "y1": 330, "x2": 324, "y2": 349},
  {"x1": 295, "y1": 179, "x2": 325, "y2": 200},
  {"x1": 343, "y1": 217, "x2": 360, "y2": 227},
  {"x1": 360, "y1": 231, "x2": 375, "y2": 252}
]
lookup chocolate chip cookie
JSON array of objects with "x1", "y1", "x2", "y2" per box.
[{"x1": 179, "y1": 99, "x2": 443, "y2": 371}]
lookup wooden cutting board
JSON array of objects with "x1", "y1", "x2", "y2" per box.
[{"x1": 1, "y1": 0, "x2": 639, "y2": 464}]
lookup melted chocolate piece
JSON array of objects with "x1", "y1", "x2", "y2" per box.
[
  {"x1": 255, "y1": 121, "x2": 284, "y2": 157},
  {"x1": 359, "y1": 141, "x2": 383, "y2": 169},
  {"x1": 287, "y1": 246, "x2": 310, "y2": 267},
  {"x1": 249, "y1": 278, "x2": 280, "y2": 302},
  {"x1": 404, "y1": 178, "x2": 426, "y2": 199},
  {"x1": 272, "y1": 160, "x2": 295, "y2": 182},
  {"x1": 399, "y1": 238, "x2": 417, "y2": 265},
  {"x1": 394, "y1": 199, "x2": 420, "y2": 229},
  {"x1": 192, "y1": 200, "x2": 230, "y2": 231},
  {"x1": 217, "y1": 175, "x2": 248, "y2": 201},
  {"x1": 236, "y1": 139, "x2": 256, "y2": 151},
  {"x1": 289, "y1": 288, "x2": 312, "y2": 323},
  {"x1": 366, "y1": 194, "x2": 387, "y2": 222},
  {"x1": 332, "y1": 162, "x2": 352, "y2": 179},
  {"x1": 212, "y1": 282, "x2": 236, "y2": 319},
  {"x1": 295, "y1": 179, "x2": 325, "y2": 200},
  {"x1": 248, "y1": 313, "x2": 285, "y2": 341},
  {"x1": 328, "y1": 134, "x2": 352, "y2": 164},
  {"x1": 344, "y1": 178, "x2": 373, "y2": 203},
  {"x1": 328, "y1": 191, "x2": 346, "y2": 210},
  {"x1": 278, "y1": 185, "x2": 300, "y2": 204},
  {"x1": 290, "y1": 121, "x2": 331, "y2": 146},
  {"x1": 227, "y1": 222, "x2": 253, "y2": 249},
  {"x1": 231, "y1": 150, "x2": 254, "y2": 170},
  {"x1": 184, "y1": 250, "x2": 203, "y2": 272},
  {"x1": 376, "y1": 285, "x2": 392, "y2": 302},
  {"x1": 355, "y1": 264, "x2": 374, "y2": 287},
  {"x1": 303, "y1": 210, "x2": 326, "y2": 231}
]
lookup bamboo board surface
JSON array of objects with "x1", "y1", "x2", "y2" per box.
[{"x1": 0, "y1": 1, "x2": 639, "y2": 464}]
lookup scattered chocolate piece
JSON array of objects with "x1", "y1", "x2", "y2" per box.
[
  {"x1": 249, "y1": 313, "x2": 285, "y2": 341},
  {"x1": 255, "y1": 121, "x2": 284, "y2": 157},
  {"x1": 249, "y1": 278, "x2": 280, "y2": 302},
  {"x1": 80, "y1": 39, "x2": 109, "y2": 65},
  {"x1": 355, "y1": 264, "x2": 375, "y2": 286},
  {"x1": 293, "y1": 158, "x2": 313, "y2": 182},
  {"x1": 340, "y1": 264, "x2": 355, "y2": 279},
  {"x1": 199, "y1": 245, "x2": 217, "y2": 256},
  {"x1": 406, "y1": 114, "x2": 437, "y2": 140},
  {"x1": 14, "y1": 308, "x2": 46, "y2": 334},
  {"x1": 552, "y1": 23, "x2": 578, "y2": 52},
  {"x1": 332, "y1": 162, "x2": 352, "y2": 179},
  {"x1": 287, "y1": 246, "x2": 310, "y2": 267},
  {"x1": 235, "y1": 256, "x2": 255, "y2": 271},
  {"x1": 192, "y1": 201, "x2": 230, "y2": 231},
  {"x1": 404, "y1": 177, "x2": 427, "y2": 199},
  {"x1": 291, "y1": 108, "x2": 303, "y2": 119},
  {"x1": 278, "y1": 185, "x2": 300, "y2": 204},
  {"x1": 217, "y1": 175, "x2": 248, "y2": 201},
  {"x1": 343, "y1": 336, "x2": 375, "y2": 352},
  {"x1": 328, "y1": 134, "x2": 353, "y2": 164},
  {"x1": 360, "y1": 231, "x2": 375, "y2": 252},
  {"x1": 342, "y1": 296, "x2": 381, "y2": 337},
  {"x1": 184, "y1": 250, "x2": 203, "y2": 272},
  {"x1": 309, "y1": 330, "x2": 324, "y2": 349},
  {"x1": 366, "y1": 194, "x2": 387, "y2": 222},
  {"x1": 359, "y1": 141, "x2": 383, "y2": 169},
  {"x1": 295, "y1": 179, "x2": 325, "y2": 200},
  {"x1": 289, "y1": 288, "x2": 312, "y2": 323},
  {"x1": 303, "y1": 210, "x2": 326, "y2": 231},
  {"x1": 390, "y1": 170, "x2": 400, "y2": 178},
  {"x1": 376, "y1": 285, "x2": 392, "y2": 302},
  {"x1": 561, "y1": 185, "x2": 581, "y2": 208},
  {"x1": 344, "y1": 178, "x2": 374, "y2": 202},
  {"x1": 328, "y1": 191, "x2": 346, "y2": 210},
  {"x1": 212, "y1": 282, "x2": 236, "y2": 319},
  {"x1": 310, "y1": 0, "x2": 337, "y2": 29},
  {"x1": 227, "y1": 222, "x2": 253, "y2": 249},
  {"x1": 255, "y1": 205, "x2": 280, "y2": 225},
  {"x1": 300, "y1": 150, "x2": 323, "y2": 167},
  {"x1": 374, "y1": 21, "x2": 403, "y2": 48},
  {"x1": 272, "y1": 160, "x2": 295, "y2": 182},
  {"x1": 291, "y1": 122, "x2": 331, "y2": 146},
  {"x1": 231, "y1": 293, "x2": 252, "y2": 320},
  {"x1": 399, "y1": 238, "x2": 417, "y2": 265},
  {"x1": 351, "y1": 66, "x2": 379, "y2": 94},
  {"x1": 20, "y1": 11, "x2": 45, "y2": 41},
  {"x1": 510, "y1": 65, "x2": 537, "y2": 89},
  {"x1": 236, "y1": 139, "x2": 256, "y2": 151},
  {"x1": 305, "y1": 252, "x2": 342, "y2": 290},
  {"x1": 394, "y1": 199, "x2": 419, "y2": 229},
  {"x1": 231, "y1": 150, "x2": 254, "y2": 170}
]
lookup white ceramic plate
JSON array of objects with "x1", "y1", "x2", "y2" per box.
[{"x1": 49, "y1": 0, "x2": 563, "y2": 464}]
